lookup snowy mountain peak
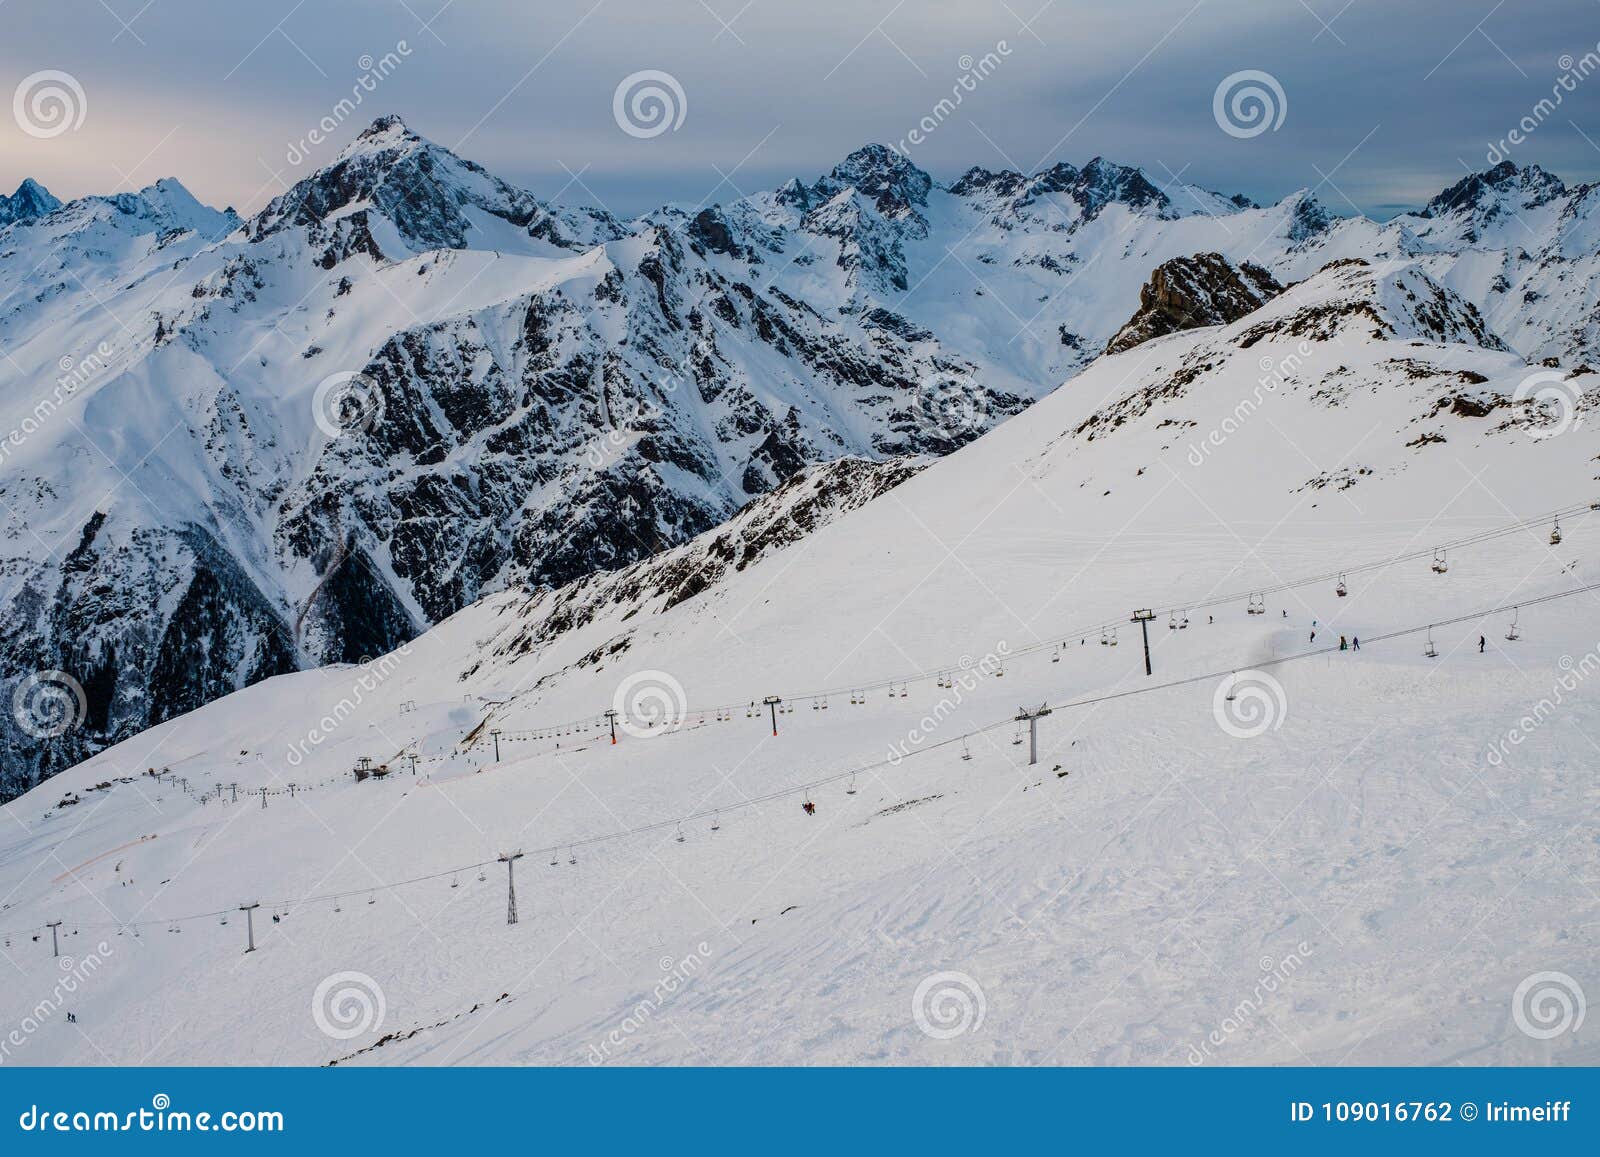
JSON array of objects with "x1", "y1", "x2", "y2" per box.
[
  {"x1": 98, "y1": 177, "x2": 238, "y2": 238},
  {"x1": 247, "y1": 113, "x2": 622, "y2": 259},
  {"x1": 1423, "y1": 160, "x2": 1567, "y2": 221},
  {"x1": 0, "y1": 176, "x2": 60, "y2": 226},
  {"x1": 1234, "y1": 258, "x2": 1506, "y2": 350},
  {"x1": 1277, "y1": 189, "x2": 1332, "y2": 242},
  {"x1": 348, "y1": 112, "x2": 422, "y2": 152},
  {"x1": 778, "y1": 144, "x2": 934, "y2": 218},
  {"x1": 1071, "y1": 156, "x2": 1170, "y2": 217}
]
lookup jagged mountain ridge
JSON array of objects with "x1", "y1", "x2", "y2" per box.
[
  {"x1": 10, "y1": 253, "x2": 1597, "y2": 1066},
  {"x1": 2, "y1": 115, "x2": 1597, "y2": 796}
]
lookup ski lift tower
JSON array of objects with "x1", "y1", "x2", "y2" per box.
[
  {"x1": 763, "y1": 695, "x2": 783, "y2": 737},
  {"x1": 604, "y1": 708, "x2": 619, "y2": 745},
  {"x1": 1131, "y1": 609, "x2": 1157, "y2": 676},
  {"x1": 1013, "y1": 704, "x2": 1053, "y2": 767}
]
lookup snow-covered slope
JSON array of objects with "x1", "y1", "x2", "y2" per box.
[
  {"x1": 6, "y1": 115, "x2": 1600, "y2": 800},
  {"x1": 2, "y1": 258, "x2": 1594, "y2": 1066}
]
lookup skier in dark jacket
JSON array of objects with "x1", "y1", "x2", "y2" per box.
[
  {"x1": 1479, "y1": 635, "x2": 1486, "y2": 653},
  {"x1": 1339, "y1": 635, "x2": 1348, "y2": 651},
  {"x1": 1352, "y1": 636, "x2": 1360, "y2": 651}
]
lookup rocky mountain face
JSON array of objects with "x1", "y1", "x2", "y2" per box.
[
  {"x1": 3, "y1": 115, "x2": 1598, "y2": 797},
  {"x1": 0, "y1": 178, "x2": 59, "y2": 227},
  {"x1": 1106, "y1": 253, "x2": 1283, "y2": 354}
]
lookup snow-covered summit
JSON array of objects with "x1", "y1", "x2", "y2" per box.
[{"x1": 0, "y1": 177, "x2": 60, "y2": 227}]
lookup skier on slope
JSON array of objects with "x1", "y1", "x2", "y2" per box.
[
  {"x1": 1339, "y1": 635, "x2": 1348, "y2": 651},
  {"x1": 1480, "y1": 635, "x2": 1487, "y2": 653},
  {"x1": 1352, "y1": 636, "x2": 1360, "y2": 651}
]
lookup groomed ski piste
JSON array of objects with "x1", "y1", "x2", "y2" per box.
[{"x1": 1, "y1": 258, "x2": 1596, "y2": 1066}]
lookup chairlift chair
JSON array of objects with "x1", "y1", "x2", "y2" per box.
[
  {"x1": 1424, "y1": 626, "x2": 1438, "y2": 658},
  {"x1": 1431, "y1": 549, "x2": 1448, "y2": 574},
  {"x1": 1179, "y1": 611, "x2": 1190, "y2": 629},
  {"x1": 1168, "y1": 612, "x2": 1177, "y2": 630},
  {"x1": 1225, "y1": 672, "x2": 1238, "y2": 702},
  {"x1": 961, "y1": 739, "x2": 973, "y2": 762},
  {"x1": 1336, "y1": 574, "x2": 1348, "y2": 597},
  {"x1": 1109, "y1": 628, "x2": 1119, "y2": 646},
  {"x1": 1551, "y1": 518, "x2": 1563, "y2": 546},
  {"x1": 1505, "y1": 608, "x2": 1521, "y2": 641}
]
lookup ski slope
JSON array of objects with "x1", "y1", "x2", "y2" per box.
[{"x1": 1, "y1": 259, "x2": 1595, "y2": 1066}]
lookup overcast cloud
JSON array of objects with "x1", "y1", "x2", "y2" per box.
[{"x1": 2, "y1": 0, "x2": 1599, "y2": 219}]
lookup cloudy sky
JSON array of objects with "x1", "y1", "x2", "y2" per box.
[{"x1": 3, "y1": 0, "x2": 1598, "y2": 220}]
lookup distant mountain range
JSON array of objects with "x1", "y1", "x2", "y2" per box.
[{"x1": 3, "y1": 114, "x2": 1597, "y2": 795}]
